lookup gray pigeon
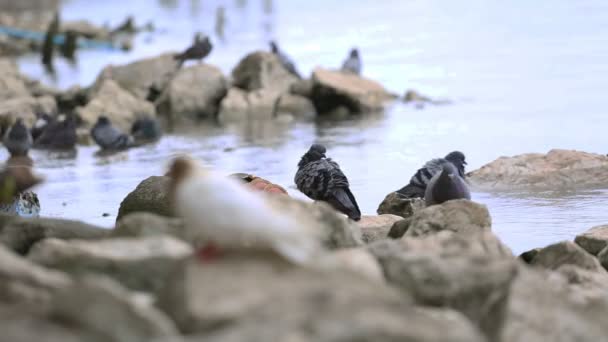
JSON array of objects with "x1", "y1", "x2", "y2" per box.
[
  {"x1": 425, "y1": 161, "x2": 471, "y2": 206},
  {"x1": 396, "y1": 151, "x2": 467, "y2": 198},
  {"x1": 174, "y1": 33, "x2": 213, "y2": 67},
  {"x1": 295, "y1": 144, "x2": 361, "y2": 221},
  {"x1": 34, "y1": 115, "x2": 77, "y2": 150},
  {"x1": 91, "y1": 116, "x2": 133, "y2": 151},
  {"x1": 270, "y1": 41, "x2": 302, "y2": 79},
  {"x1": 3, "y1": 118, "x2": 33, "y2": 157},
  {"x1": 341, "y1": 48, "x2": 361, "y2": 75}
]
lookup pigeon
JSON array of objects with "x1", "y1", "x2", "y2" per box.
[
  {"x1": 167, "y1": 156, "x2": 318, "y2": 264},
  {"x1": 3, "y1": 118, "x2": 33, "y2": 157},
  {"x1": 396, "y1": 151, "x2": 467, "y2": 199},
  {"x1": 90, "y1": 116, "x2": 133, "y2": 151},
  {"x1": 340, "y1": 48, "x2": 361, "y2": 75},
  {"x1": 270, "y1": 41, "x2": 302, "y2": 78},
  {"x1": 424, "y1": 161, "x2": 471, "y2": 206},
  {"x1": 130, "y1": 117, "x2": 162, "y2": 145},
  {"x1": 294, "y1": 144, "x2": 361, "y2": 221},
  {"x1": 174, "y1": 33, "x2": 213, "y2": 67},
  {"x1": 31, "y1": 113, "x2": 54, "y2": 141},
  {"x1": 34, "y1": 115, "x2": 77, "y2": 150}
]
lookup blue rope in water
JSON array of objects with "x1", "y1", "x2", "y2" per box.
[{"x1": 0, "y1": 25, "x2": 120, "y2": 51}]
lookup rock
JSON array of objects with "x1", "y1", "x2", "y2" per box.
[
  {"x1": 594, "y1": 245, "x2": 608, "y2": 271},
  {"x1": 518, "y1": 247, "x2": 541, "y2": 264},
  {"x1": 311, "y1": 67, "x2": 394, "y2": 114},
  {"x1": 158, "y1": 252, "x2": 484, "y2": 341},
  {"x1": 368, "y1": 231, "x2": 516, "y2": 341},
  {"x1": 0, "y1": 216, "x2": 108, "y2": 254},
  {"x1": 405, "y1": 199, "x2": 492, "y2": 237},
  {"x1": 217, "y1": 87, "x2": 280, "y2": 122},
  {"x1": 315, "y1": 247, "x2": 385, "y2": 283},
  {"x1": 358, "y1": 214, "x2": 402, "y2": 243},
  {"x1": 468, "y1": 149, "x2": 608, "y2": 191},
  {"x1": 52, "y1": 275, "x2": 179, "y2": 342},
  {"x1": 113, "y1": 212, "x2": 184, "y2": 238},
  {"x1": 274, "y1": 93, "x2": 315, "y2": 119},
  {"x1": 28, "y1": 236, "x2": 192, "y2": 292},
  {"x1": 157, "y1": 64, "x2": 228, "y2": 123},
  {"x1": 56, "y1": 85, "x2": 88, "y2": 114},
  {"x1": 76, "y1": 79, "x2": 155, "y2": 132},
  {"x1": 231, "y1": 51, "x2": 298, "y2": 93},
  {"x1": 61, "y1": 20, "x2": 110, "y2": 39},
  {"x1": 0, "y1": 95, "x2": 57, "y2": 131},
  {"x1": 117, "y1": 176, "x2": 173, "y2": 221},
  {"x1": 403, "y1": 89, "x2": 432, "y2": 103},
  {"x1": 377, "y1": 192, "x2": 425, "y2": 217},
  {"x1": 0, "y1": 67, "x2": 30, "y2": 100},
  {"x1": 530, "y1": 241, "x2": 605, "y2": 273},
  {"x1": 289, "y1": 78, "x2": 314, "y2": 98},
  {"x1": 387, "y1": 218, "x2": 411, "y2": 239},
  {"x1": 574, "y1": 224, "x2": 608, "y2": 255}
]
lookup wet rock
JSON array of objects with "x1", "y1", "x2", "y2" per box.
[
  {"x1": 274, "y1": 93, "x2": 316, "y2": 119},
  {"x1": 113, "y1": 212, "x2": 184, "y2": 238},
  {"x1": 405, "y1": 199, "x2": 492, "y2": 237},
  {"x1": 368, "y1": 231, "x2": 516, "y2": 340},
  {"x1": 0, "y1": 216, "x2": 108, "y2": 254},
  {"x1": 0, "y1": 95, "x2": 57, "y2": 131},
  {"x1": 117, "y1": 176, "x2": 173, "y2": 220},
  {"x1": 468, "y1": 149, "x2": 608, "y2": 191},
  {"x1": 28, "y1": 236, "x2": 192, "y2": 292},
  {"x1": 311, "y1": 67, "x2": 394, "y2": 114},
  {"x1": 76, "y1": 79, "x2": 155, "y2": 132},
  {"x1": 377, "y1": 191, "x2": 425, "y2": 217},
  {"x1": 530, "y1": 241, "x2": 605, "y2": 273},
  {"x1": 358, "y1": 214, "x2": 402, "y2": 243},
  {"x1": 52, "y1": 275, "x2": 179, "y2": 342},
  {"x1": 574, "y1": 224, "x2": 608, "y2": 255},
  {"x1": 231, "y1": 51, "x2": 299, "y2": 93},
  {"x1": 217, "y1": 87, "x2": 280, "y2": 122}
]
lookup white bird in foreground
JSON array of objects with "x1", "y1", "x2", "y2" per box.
[{"x1": 166, "y1": 156, "x2": 319, "y2": 264}]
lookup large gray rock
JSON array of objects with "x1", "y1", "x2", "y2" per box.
[
  {"x1": 0, "y1": 216, "x2": 108, "y2": 254},
  {"x1": 530, "y1": 241, "x2": 605, "y2": 273},
  {"x1": 231, "y1": 51, "x2": 299, "y2": 93},
  {"x1": 217, "y1": 87, "x2": 279, "y2": 122},
  {"x1": 117, "y1": 176, "x2": 173, "y2": 221},
  {"x1": 274, "y1": 93, "x2": 316, "y2": 119},
  {"x1": 0, "y1": 58, "x2": 29, "y2": 100},
  {"x1": 594, "y1": 245, "x2": 608, "y2": 271},
  {"x1": 0, "y1": 95, "x2": 57, "y2": 131},
  {"x1": 405, "y1": 199, "x2": 492, "y2": 237},
  {"x1": 468, "y1": 149, "x2": 608, "y2": 191},
  {"x1": 113, "y1": 212, "x2": 184, "y2": 238},
  {"x1": 358, "y1": 214, "x2": 402, "y2": 243},
  {"x1": 314, "y1": 247, "x2": 385, "y2": 283},
  {"x1": 574, "y1": 224, "x2": 608, "y2": 255},
  {"x1": 28, "y1": 236, "x2": 192, "y2": 292},
  {"x1": 377, "y1": 192, "x2": 425, "y2": 217}
]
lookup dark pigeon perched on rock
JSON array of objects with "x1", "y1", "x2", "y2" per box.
[
  {"x1": 396, "y1": 151, "x2": 467, "y2": 198},
  {"x1": 91, "y1": 116, "x2": 134, "y2": 151},
  {"x1": 341, "y1": 48, "x2": 361, "y2": 75},
  {"x1": 174, "y1": 33, "x2": 213, "y2": 67},
  {"x1": 34, "y1": 115, "x2": 77, "y2": 150},
  {"x1": 270, "y1": 41, "x2": 302, "y2": 79},
  {"x1": 425, "y1": 161, "x2": 471, "y2": 206},
  {"x1": 3, "y1": 118, "x2": 33, "y2": 157},
  {"x1": 295, "y1": 144, "x2": 361, "y2": 221},
  {"x1": 131, "y1": 117, "x2": 162, "y2": 145}
]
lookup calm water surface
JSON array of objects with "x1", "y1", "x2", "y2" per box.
[{"x1": 13, "y1": 0, "x2": 608, "y2": 254}]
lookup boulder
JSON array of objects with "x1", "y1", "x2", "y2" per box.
[
  {"x1": 217, "y1": 87, "x2": 278, "y2": 122},
  {"x1": 157, "y1": 64, "x2": 228, "y2": 123},
  {"x1": 314, "y1": 247, "x2": 385, "y2": 283},
  {"x1": 0, "y1": 216, "x2": 108, "y2": 254},
  {"x1": 595, "y1": 245, "x2": 608, "y2": 271},
  {"x1": 289, "y1": 78, "x2": 314, "y2": 98},
  {"x1": 377, "y1": 192, "x2": 425, "y2": 217},
  {"x1": 518, "y1": 248, "x2": 541, "y2": 264},
  {"x1": 28, "y1": 236, "x2": 192, "y2": 292},
  {"x1": 274, "y1": 93, "x2": 315, "y2": 119},
  {"x1": 468, "y1": 149, "x2": 608, "y2": 191},
  {"x1": 574, "y1": 224, "x2": 608, "y2": 255},
  {"x1": 76, "y1": 79, "x2": 155, "y2": 132},
  {"x1": 0, "y1": 95, "x2": 57, "y2": 131},
  {"x1": 405, "y1": 199, "x2": 492, "y2": 237},
  {"x1": 231, "y1": 51, "x2": 298, "y2": 93},
  {"x1": 311, "y1": 67, "x2": 394, "y2": 114},
  {"x1": 113, "y1": 212, "x2": 184, "y2": 238},
  {"x1": 530, "y1": 241, "x2": 605, "y2": 273},
  {"x1": 358, "y1": 214, "x2": 402, "y2": 243},
  {"x1": 61, "y1": 20, "x2": 111, "y2": 39},
  {"x1": 0, "y1": 63, "x2": 30, "y2": 100},
  {"x1": 117, "y1": 176, "x2": 173, "y2": 220},
  {"x1": 387, "y1": 218, "x2": 411, "y2": 239}
]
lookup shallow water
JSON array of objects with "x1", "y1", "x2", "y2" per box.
[{"x1": 13, "y1": 0, "x2": 608, "y2": 254}]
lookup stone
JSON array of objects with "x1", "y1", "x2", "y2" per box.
[
  {"x1": 594, "y1": 245, "x2": 608, "y2": 271},
  {"x1": 405, "y1": 199, "x2": 492, "y2": 237},
  {"x1": 530, "y1": 241, "x2": 605, "y2": 273},
  {"x1": 377, "y1": 192, "x2": 425, "y2": 217},
  {"x1": 358, "y1": 214, "x2": 402, "y2": 243},
  {"x1": 311, "y1": 67, "x2": 394, "y2": 114},
  {"x1": 61, "y1": 20, "x2": 110, "y2": 39},
  {"x1": 56, "y1": 85, "x2": 88, "y2": 114},
  {"x1": 0, "y1": 95, "x2": 57, "y2": 131},
  {"x1": 314, "y1": 247, "x2": 385, "y2": 283},
  {"x1": 0, "y1": 69, "x2": 30, "y2": 101},
  {"x1": 157, "y1": 64, "x2": 228, "y2": 123},
  {"x1": 231, "y1": 51, "x2": 299, "y2": 93},
  {"x1": 113, "y1": 212, "x2": 184, "y2": 238},
  {"x1": 274, "y1": 93, "x2": 316, "y2": 119},
  {"x1": 574, "y1": 224, "x2": 608, "y2": 255},
  {"x1": 518, "y1": 248, "x2": 541, "y2": 264},
  {"x1": 117, "y1": 176, "x2": 173, "y2": 221},
  {"x1": 468, "y1": 149, "x2": 608, "y2": 191},
  {"x1": 217, "y1": 87, "x2": 279, "y2": 122},
  {"x1": 0, "y1": 216, "x2": 108, "y2": 254},
  {"x1": 76, "y1": 79, "x2": 155, "y2": 132},
  {"x1": 387, "y1": 218, "x2": 411, "y2": 239},
  {"x1": 289, "y1": 78, "x2": 314, "y2": 98},
  {"x1": 28, "y1": 236, "x2": 192, "y2": 292}
]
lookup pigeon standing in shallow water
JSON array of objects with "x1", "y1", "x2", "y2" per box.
[
  {"x1": 34, "y1": 115, "x2": 77, "y2": 150},
  {"x1": 4, "y1": 118, "x2": 33, "y2": 157},
  {"x1": 31, "y1": 113, "x2": 54, "y2": 141},
  {"x1": 167, "y1": 157, "x2": 318, "y2": 264},
  {"x1": 130, "y1": 117, "x2": 162, "y2": 145},
  {"x1": 341, "y1": 48, "x2": 361, "y2": 75},
  {"x1": 174, "y1": 33, "x2": 213, "y2": 67},
  {"x1": 396, "y1": 151, "x2": 467, "y2": 198},
  {"x1": 91, "y1": 116, "x2": 133, "y2": 151},
  {"x1": 425, "y1": 161, "x2": 471, "y2": 206},
  {"x1": 270, "y1": 41, "x2": 302, "y2": 78},
  {"x1": 295, "y1": 144, "x2": 361, "y2": 221}
]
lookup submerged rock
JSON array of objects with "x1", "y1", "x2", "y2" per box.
[{"x1": 117, "y1": 176, "x2": 173, "y2": 220}]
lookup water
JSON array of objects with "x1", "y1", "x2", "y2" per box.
[{"x1": 12, "y1": 0, "x2": 608, "y2": 254}]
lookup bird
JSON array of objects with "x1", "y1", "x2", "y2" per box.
[
  {"x1": 294, "y1": 144, "x2": 361, "y2": 221},
  {"x1": 33, "y1": 115, "x2": 77, "y2": 150},
  {"x1": 167, "y1": 156, "x2": 318, "y2": 264},
  {"x1": 424, "y1": 161, "x2": 471, "y2": 206},
  {"x1": 174, "y1": 33, "x2": 213, "y2": 67},
  {"x1": 396, "y1": 151, "x2": 467, "y2": 199},
  {"x1": 31, "y1": 113, "x2": 54, "y2": 141},
  {"x1": 340, "y1": 48, "x2": 361, "y2": 75},
  {"x1": 3, "y1": 118, "x2": 33, "y2": 157},
  {"x1": 90, "y1": 116, "x2": 134, "y2": 151},
  {"x1": 130, "y1": 117, "x2": 162, "y2": 145},
  {"x1": 0, "y1": 155, "x2": 43, "y2": 217},
  {"x1": 269, "y1": 41, "x2": 302, "y2": 78}
]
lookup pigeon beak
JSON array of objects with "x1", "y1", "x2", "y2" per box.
[{"x1": 463, "y1": 161, "x2": 468, "y2": 165}]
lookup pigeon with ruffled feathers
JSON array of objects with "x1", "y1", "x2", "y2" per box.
[
  {"x1": 396, "y1": 151, "x2": 467, "y2": 198},
  {"x1": 425, "y1": 161, "x2": 471, "y2": 206},
  {"x1": 174, "y1": 33, "x2": 213, "y2": 67}
]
